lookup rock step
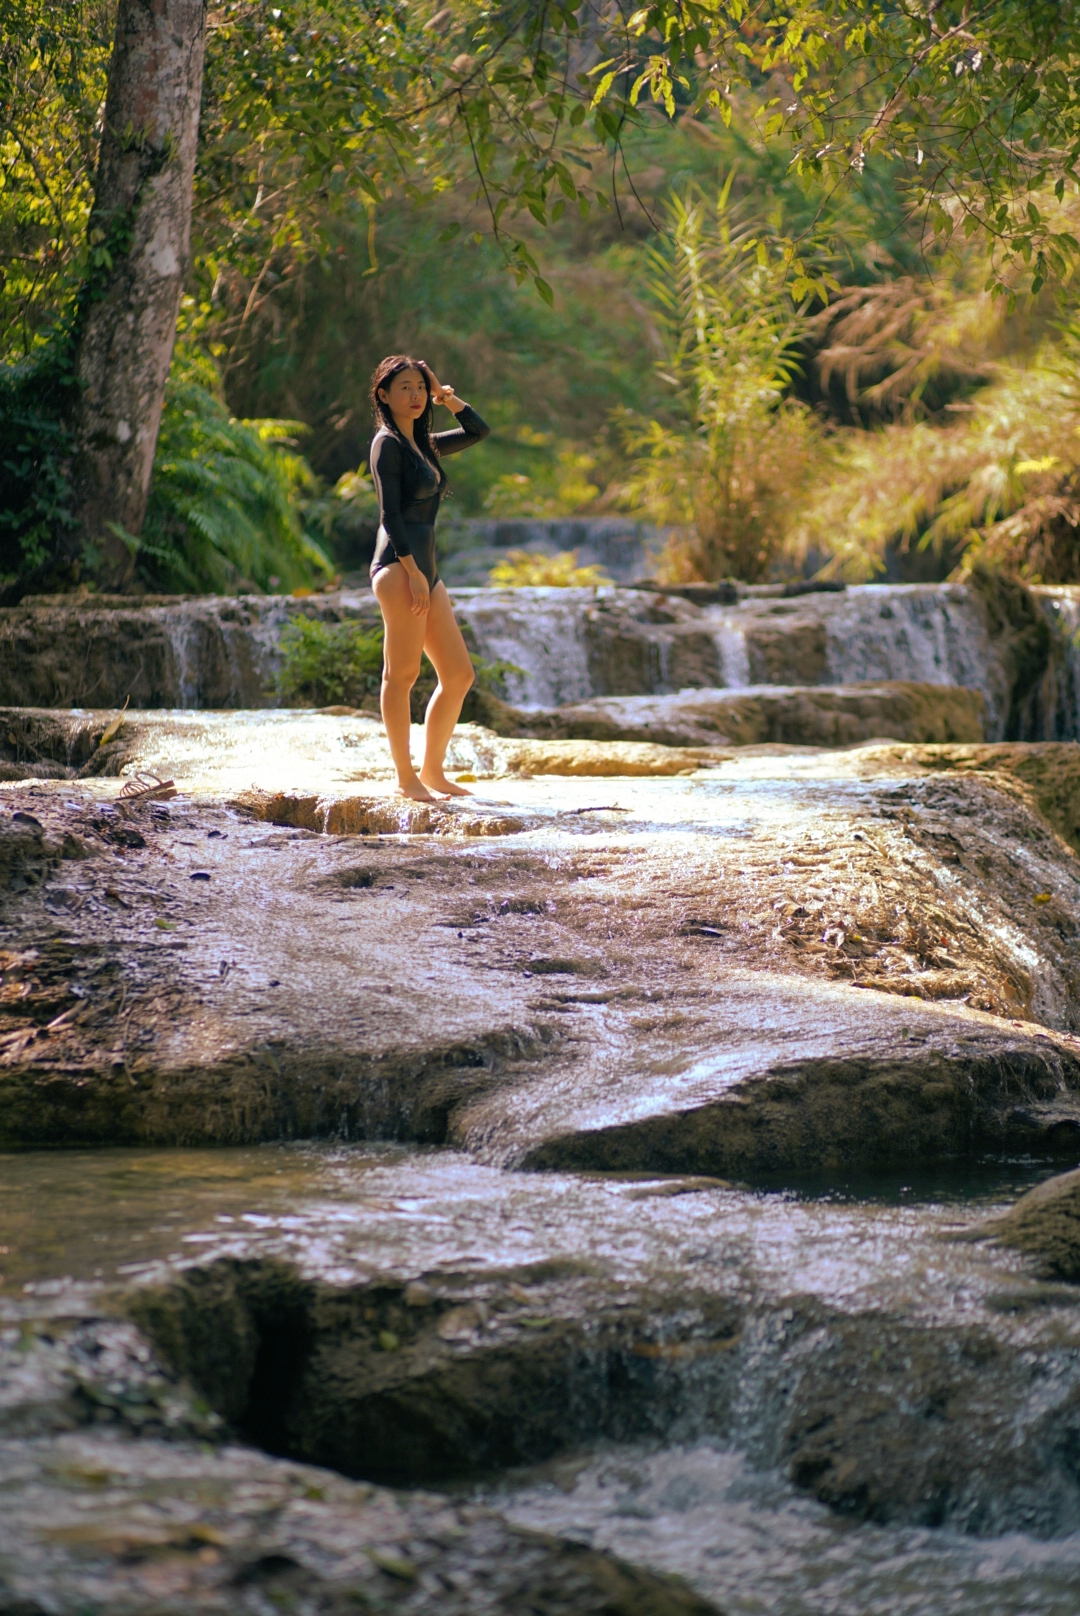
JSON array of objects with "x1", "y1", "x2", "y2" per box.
[
  {"x1": 2, "y1": 580, "x2": 1077, "y2": 743},
  {"x1": 487, "y1": 680, "x2": 987, "y2": 749},
  {"x1": 8, "y1": 1147, "x2": 1080, "y2": 1538}
]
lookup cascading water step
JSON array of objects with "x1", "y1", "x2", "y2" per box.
[{"x1": 3, "y1": 578, "x2": 1078, "y2": 741}]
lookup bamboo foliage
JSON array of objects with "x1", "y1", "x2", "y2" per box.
[
  {"x1": 620, "y1": 181, "x2": 816, "y2": 583},
  {"x1": 799, "y1": 347, "x2": 1080, "y2": 584}
]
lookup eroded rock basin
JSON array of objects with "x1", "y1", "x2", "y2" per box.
[
  {"x1": 3, "y1": 714, "x2": 1080, "y2": 1611},
  {"x1": 4, "y1": 1143, "x2": 1080, "y2": 1613}
]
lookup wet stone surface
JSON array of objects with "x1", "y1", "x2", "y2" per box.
[
  {"x1": 2, "y1": 1144, "x2": 1080, "y2": 1615},
  {"x1": 2, "y1": 710, "x2": 1080, "y2": 1612},
  {"x1": 1, "y1": 729, "x2": 1080, "y2": 1169}
]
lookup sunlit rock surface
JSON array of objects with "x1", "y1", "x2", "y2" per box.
[
  {"x1": 487, "y1": 681, "x2": 987, "y2": 748},
  {"x1": 2, "y1": 717, "x2": 1079, "y2": 1170}
]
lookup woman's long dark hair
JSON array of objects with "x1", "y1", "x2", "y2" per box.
[{"x1": 369, "y1": 354, "x2": 446, "y2": 485}]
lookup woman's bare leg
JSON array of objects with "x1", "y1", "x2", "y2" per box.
[
  {"x1": 418, "y1": 582, "x2": 475, "y2": 796},
  {"x1": 372, "y1": 565, "x2": 434, "y2": 801}
]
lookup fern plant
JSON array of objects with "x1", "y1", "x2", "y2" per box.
[{"x1": 139, "y1": 352, "x2": 334, "y2": 595}]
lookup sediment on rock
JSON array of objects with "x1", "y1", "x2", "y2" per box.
[
  {"x1": 234, "y1": 787, "x2": 529, "y2": 838},
  {"x1": 855, "y1": 741, "x2": 1080, "y2": 854}
]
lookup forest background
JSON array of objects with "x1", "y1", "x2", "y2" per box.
[{"x1": 4, "y1": 0, "x2": 1080, "y2": 599}]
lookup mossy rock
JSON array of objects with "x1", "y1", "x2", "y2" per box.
[{"x1": 985, "y1": 1168, "x2": 1080, "y2": 1280}]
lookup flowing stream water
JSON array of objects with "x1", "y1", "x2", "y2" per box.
[
  {"x1": 3, "y1": 1144, "x2": 1080, "y2": 1614},
  {"x1": 3, "y1": 595, "x2": 1080, "y2": 1612}
]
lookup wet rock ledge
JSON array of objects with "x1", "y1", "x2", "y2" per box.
[
  {"x1": 1, "y1": 718, "x2": 1079, "y2": 1176},
  {"x1": 2, "y1": 577, "x2": 1076, "y2": 743},
  {"x1": 0, "y1": 1325, "x2": 716, "y2": 1615}
]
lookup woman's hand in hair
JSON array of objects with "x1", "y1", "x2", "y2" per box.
[
  {"x1": 402, "y1": 556, "x2": 431, "y2": 616},
  {"x1": 424, "y1": 368, "x2": 465, "y2": 414}
]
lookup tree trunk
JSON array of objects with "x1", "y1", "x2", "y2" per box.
[{"x1": 70, "y1": 0, "x2": 206, "y2": 592}]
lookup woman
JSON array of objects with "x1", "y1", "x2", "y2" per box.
[{"x1": 368, "y1": 354, "x2": 489, "y2": 801}]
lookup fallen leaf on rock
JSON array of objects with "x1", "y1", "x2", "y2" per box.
[
  {"x1": 367, "y1": 1551, "x2": 417, "y2": 1582},
  {"x1": 97, "y1": 698, "x2": 129, "y2": 749}
]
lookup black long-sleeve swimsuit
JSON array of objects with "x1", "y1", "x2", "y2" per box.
[{"x1": 368, "y1": 404, "x2": 489, "y2": 590}]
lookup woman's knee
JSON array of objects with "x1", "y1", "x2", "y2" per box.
[
  {"x1": 382, "y1": 660, "x2": 421, "y2": 693},
  {"x1": 442, "y1": 660, "x2": 474, "y2": 698}
]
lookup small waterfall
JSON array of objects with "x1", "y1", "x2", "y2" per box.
[
  {"x1": 697, "y1": 584, "x2": 1008, "y2": 734},
  {"x1": 455, "y1": 588, "x2": 596, "y2": 708},
  {"x1": 161, "y1": 610, "x2": 202, "y2": 708},
  {"x1": 3, "y1": 582, "x2": 1078, "y2": 737},
  {"x1": 821, "y1": 585, "x2": 993, "y2": 684},
  {"x1": 1036, "y1": 586, "x2": 1080, "y2": 742},
  {"x1": 713, "y1": 622, "x2": 751, "y2": 688}
]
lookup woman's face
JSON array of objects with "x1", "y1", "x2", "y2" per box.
[{"x1": 379, "y1": 367, "x2": 429, "y2": 422}]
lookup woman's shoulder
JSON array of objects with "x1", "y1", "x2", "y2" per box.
[{"x1": 370, "y1": 428, "x2": 402, "y2": 467}]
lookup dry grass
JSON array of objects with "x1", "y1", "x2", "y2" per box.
[{"x1": 796, "y1": 354, "x2": 1080, "y2": 583}]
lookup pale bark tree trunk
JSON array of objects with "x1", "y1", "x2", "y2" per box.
[{"x1": 70, "y1": 0, "x2": 206, "y2": 591}]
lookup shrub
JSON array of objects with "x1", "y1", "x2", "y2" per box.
[
  {"x1": 488, "y1": 549, "x2": 610, "y2": 587},
  {"x1": 141, "y1": 352, "x2": 335, "y2": 594},
  {"x1": 278, "y1": 614, "x2": 521, "y2": 723},
  {"x1": 278, "y1": 616, "x2": 385, "y2": 707},
  {"x1": 619, "y1": 183, "x2": 816, "y2": 584},
  {"x1": 484, "y1": 439, "x2": 601, "y2": 520},
  {"x1": 0, "y1": 339, "x2": 80, "y2": 599},
  {"x1": 797, "y1": 345, "x2": 1080, "y2": 584}
]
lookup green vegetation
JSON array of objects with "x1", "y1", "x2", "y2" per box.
[
  {"x1": 617, "y1": 180, "x2": 814, "y2": 584},
  {"x1": 278, "y1": 617, "x2": 386, "y2": 707},
  {"x1": 6, "y1": 2, "x2": 1080, "y2": 593},
  {"x1": 278, "y1": 613, "x2": 520, "y2": 722},
  {"x1": 488, "y1": 550, "x2": 610, "y2": 587},
  {"x1": 140, "y1": 353, "x2": 334, "y2": 595},
  {"x1": 800, "y1": 348, "x2": 1080, "y2": 585}
]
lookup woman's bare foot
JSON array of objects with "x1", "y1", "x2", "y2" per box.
[
  {"x1": 419, "y1": 771, "x2": 473, "y2": 797},
  {"x1": 397, "y1": 776, "x2": 438, "y2": 802}
]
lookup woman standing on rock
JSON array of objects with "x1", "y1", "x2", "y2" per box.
[{"x1": 369, "y1": 355, "x2": 489, "y2": 801}]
